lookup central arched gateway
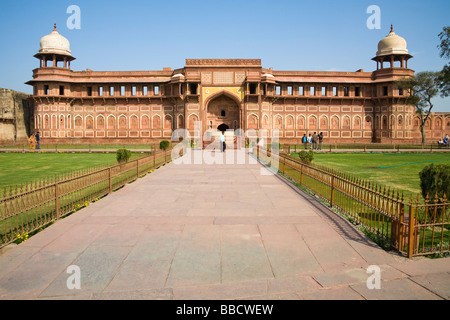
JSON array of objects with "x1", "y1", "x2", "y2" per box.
[{"x1": 205, "y1": 93, "x2": 240, "y2": 132}]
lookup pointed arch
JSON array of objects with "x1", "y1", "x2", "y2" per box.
[{"x1": 152, "y1": 114, "x2": 161, "y2": 130}]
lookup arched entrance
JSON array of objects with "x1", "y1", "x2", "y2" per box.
[
  {"x1": 204, "y1": 92, "x2": 241, "y2": 149},
  {"x1": 206, "y1": 94, "x2": 240, "y2": 131}
]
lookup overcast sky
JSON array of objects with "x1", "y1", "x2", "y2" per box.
[{"x1": 0, "y1": 0, "x2": 448, "y2": 111}]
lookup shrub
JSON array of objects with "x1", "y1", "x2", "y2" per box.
[
  {"x1": 160, "y1": 140, "x2": 170, "y2": 151},
  {"x1": 116, "y1": 148, "x2": 132, "y2": 164},
  {"x1": 298, "y1": 150, "x2": 314, "y2": 164},
  {"x1": 419, "y1": 164, "x2": 450, "y2": 202}
]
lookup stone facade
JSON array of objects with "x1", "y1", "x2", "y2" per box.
[
  {"x1": 0, "y1": 88, "x2": 33, "y2": 144},
  {"x1": 23, "y1": 25, "x2": 449, "y2": 145}
]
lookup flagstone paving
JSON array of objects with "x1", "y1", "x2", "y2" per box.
[{"x1": 0, "y1": 149, "x2": 448, "y2": 300}]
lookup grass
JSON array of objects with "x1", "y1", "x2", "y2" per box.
[
  {"x1": 290, "y1": 152, "x2": 450, "y2": 199},
  {"x1": 0, "y1": 152, "x2": 143, "y2": 189}
]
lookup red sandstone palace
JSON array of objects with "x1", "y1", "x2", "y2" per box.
[{"x1": 27, "y1": 24, "x2": 449, "y2": 145}]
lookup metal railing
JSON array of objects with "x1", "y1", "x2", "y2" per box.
[
  {"x1": 254, "y1": 146, "x2": 449, "y2": 258},
  {"x1": 0, "y1": 149, "x2": 173, "y2": 248}
]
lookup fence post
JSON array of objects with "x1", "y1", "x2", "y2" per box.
[
  {"x1": 330, "y1": 176, "x2": 335, "y2": 208},
  {"x1": 407, "y1": 204, "x2": 416, "y2": 259},
  {"x1": 108, "y1": 167, "x2": 112, "y2": 193},
  {"x1": 136, "y1": 159, "x2": 140, "y2": 179},
  {"x1": 398, "y1": 207, "x2": 405, "y2": 253},
  {"x1": 300, "y1": 164, "x2": 304, "y2": 185},
  {"x1": 55, "y1": 181, "x2": 60, "y2": 220}
]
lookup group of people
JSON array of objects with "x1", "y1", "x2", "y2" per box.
[
  {"x1": 438, "y1": 134, "x2": 449, "y2": 147},
  {"x1": 302, "y1": 132, "x2": 323, "y2": 150},
  {"x1": 28, "y1": 131, "x2": 40, "y2": 150}
]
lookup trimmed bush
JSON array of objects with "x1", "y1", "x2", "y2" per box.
[
  {"x1": 419, "y1": 164, "x2": 450, "y2": 202},
  {"x1": 116, "y1": 148, "x2": 132, "y2": 164},
  {"x1": 298, "y1": 150, "x2": 314, "y2": 164},
  {"x1": 160, "y1": 140, "x2": 170, "y2": 151}
]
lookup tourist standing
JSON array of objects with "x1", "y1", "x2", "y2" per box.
[
  {"x1": 220, "y1": 131, "x2": 225, "y2": 152},
  {"x1": 318, "y1": 132, "x2": 323, "y2": 150},
  {"x1": 29, "y1": 134, "x2": 36, "y2": 149},
  {"x1": 312, "y1": 132, "x2": 318, "y2": 150},
  {"x1": 302, "y1": 134, "x2": 307, "y2": 149},
  {"x1": 35, "y1": 131, "x2": 40, "y2": 150},
  {"x1": 307, "y1": 134, "x2": 312, "y2": 149}
]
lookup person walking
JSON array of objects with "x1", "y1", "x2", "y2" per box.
[
  {"x1": 318, "y1": 132, "x2": 323, "y2": 150},
  {"x1": 312, "y1": 132, "x2": 318, "y2": 150},
  {"x1": 307, "y1": 134, "x2": 312, "y2": 149}
]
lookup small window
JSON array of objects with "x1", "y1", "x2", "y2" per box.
[
  {"x1": 132, "y1": 86, "x2": 137, "y2": 96},
  {"x1": 333, "y1": 87, "x2": 338, "y2": 96},
  {"x1": 121, "y1": 86, "x2": 126, "y2": 96},
  {"x1": 287, "y1": 86, "x2": 293, "y2": 95},
  {"x1": 298, "y1": 86, "x2": 304, "y2": 96},
  {"x1": 59, "y1": 85, "x2": 65, "y2": 96},
  {"x1": 189, "y1": 83, "x2": 198, "y2": 95},
  {"x1": 98, "y1": 86, "x2": 103, "y2": 96},
  {"x1": 383, "y1": 86, "x2": 388, "y2": 96},
  {"x1": 310, "y1": 86, "x2": 315, "y2": 96},
  {"x1": 276, "y1": 86, "x2": 281, "y2": 95},
  {"x1": 343, "y1": 87, "x2": 349, "y2": 97},
  {"x1": 249, "y1": 83, "x2": 257, "y2": 94},
  {"x1": 355, "y1": 87, "x2": 361, "y2": 97},
  {"x1": 321, "y1": 87, "x2": 326, "y2": 96},
  {"x1": 154, "y1": 86, "x2": 160, "y2": 95},
  {"x1": 87, "y1": 87, "x2": 92, "y2": 96},
  {"x1": 44, "y1": 85, "x2": 49, "y2": 95},
  {"x1": 109, "y1": 86, "x2": 115, "y2": 96},
  {"x1": 398, "y1": 87, "x2": 404, "y2": 96},
  {"x1": 143, "y1": 86, "x2": 148, "y2": 96},
  {"x1": 221, "y1": 110, "x2": 226, "y2": 117}
]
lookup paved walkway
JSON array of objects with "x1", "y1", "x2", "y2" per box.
[{"x1": 0, "y1": 150, "x2": 449, "y2": 300}]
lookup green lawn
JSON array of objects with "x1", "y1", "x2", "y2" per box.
[
  {"x1": 290, "y1": 152, "x2": 450, "y2": 199},
  {"x1": 0, "y1": 152, "x2": 144, "y2": 189}
]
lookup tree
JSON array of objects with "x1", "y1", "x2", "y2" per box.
[
  {"x1": 159, "y1": 140, "x2": 170, "y2": 151},
  {"x1": 396, "y1": 72, "x2": 440, "y2": 145},
  {"x1": 438, "y1": 26, "x2": 450, "y2": 97}
]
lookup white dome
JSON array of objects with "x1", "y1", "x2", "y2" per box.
[
  {"x1": 376, "y1": 25, "x2": 408, "y2": 57},
  {"x1": 39, "y1": 24, "x2": 71, "y2": 56}
]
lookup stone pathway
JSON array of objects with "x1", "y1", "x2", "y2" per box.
[{"x1": 0, "y1": 149, "x2": 448, "y2": 300}]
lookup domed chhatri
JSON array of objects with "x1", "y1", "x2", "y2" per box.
[
  {"x1": 376, "y1": 24, "x2": 409, "y2": 57},
  {"x1": 372, "y1": 25, "x2": 412, "y2": 70},
  {"x1": 39, "y1": 23, "x2": 72, "y2": 56},
  {"x1": 34, "y1": 24, "x2": 75, "y2": 69}
]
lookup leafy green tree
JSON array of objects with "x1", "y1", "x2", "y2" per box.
[
  {"x1": 396, "y1": 72, "x2": 440, "y2": 145},
  {"x1": 437, "y1": 26, "x2": 450, "y2": 97}
]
